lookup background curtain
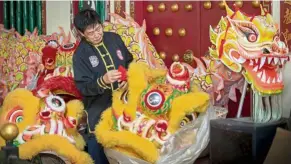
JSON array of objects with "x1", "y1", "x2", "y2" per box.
[
  {"x1": 3, "y1": 0, "x2": 43, "y2": 35},
  {"x1": 78, "y1": 0, "x2": 106, "y2": 23}
]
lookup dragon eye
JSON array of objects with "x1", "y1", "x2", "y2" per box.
[
  {"x1": 232, "y1": 20, "x2": 259, "y2": 43},
  {"x1": 247, "y1": 33, "x2": 257, "y2": 42},
  {"x1": 180, "y1": 119, "x2": 188, "y2": 127}
]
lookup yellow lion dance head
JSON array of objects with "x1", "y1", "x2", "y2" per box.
[
  {"x1": 96, "y1": 62, "x2": 210, "y2": 163},
  {"x1": 0, "y1": 76, "x2": 93, "y2": 164}
]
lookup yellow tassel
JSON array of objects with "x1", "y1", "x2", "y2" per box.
[
  {"x1": 112, "y1": 90, "x2": 127, "y2": 117},
  {"x1": 65, "y1": 99, "x2": 86, "y2": 150},
  {"x1": 124, "y1": 63, "x2": 148, "y2": 120}
]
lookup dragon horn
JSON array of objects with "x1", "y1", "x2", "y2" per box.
[
  {"x1": 223, "y1": 0, "x2": 234, "y2": 17},
  {"x1": 260, "y1": 4, "x2": 266, "y2": 15}
]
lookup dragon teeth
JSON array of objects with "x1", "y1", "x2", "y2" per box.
[
  {"x1": 253, "y1": 65, "x2": 258, "y2": 72},
  {"x1": 267, "y1": 77, "x2": 271, "y2": 84},
  {"x1": 280, "y1": 58, "x2": 286, "y2": 65},
  {"x1": 272, "y1": 78, "x2": 276, "y2": 83},
  {"x1": 261, "y1": 70, "x2": 266, "y2": 83},
  {"x1": 249, "y1": 59, "x2": 254, "y2": 66},
  {"x1": 259, "y1": 56, "x2": 266, "y2": 69},
  {"x1": 255, "y1": 58, "x2": 259, "y2": 63},
  {"x1": 257, "y1": 71, "x2": 262, "y2": 78},
  {"x1": 274, "y1": 57, "x2": 279, "y2": 65},
  {"x1": 267, "y1": 57, "x2": 273, "y2": 64}
]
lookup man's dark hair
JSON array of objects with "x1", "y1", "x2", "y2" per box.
[{"x1": 74, "y1": 8, "x2": 102, "y2": 33}]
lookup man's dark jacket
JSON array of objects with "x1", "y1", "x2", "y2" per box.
[{"x1": 73, "y1": 32, "x2": 133, "y2": 133}]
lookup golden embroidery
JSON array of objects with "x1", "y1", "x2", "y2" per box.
[
  {"x1": 283, "y1": 8, "x2": 291, "y2": 24},
  {"x1": 282, "y1": 29, "x2": 291, "y2": 44}
]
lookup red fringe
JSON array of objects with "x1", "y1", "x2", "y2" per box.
[{"x1": 32, "y1": 76, "x2": 82, "y2": 99}]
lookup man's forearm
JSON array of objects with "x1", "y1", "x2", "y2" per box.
[{"x1": 75, "y1": 76, "x2": 110, "y2": 96}]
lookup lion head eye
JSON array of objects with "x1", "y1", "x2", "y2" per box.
[
  {"x1": 180, "y1": 119, "x2": 188, "y2": 127},
  {"x1": 180, "y1": 113, "x2": 199, "y2": 128}
]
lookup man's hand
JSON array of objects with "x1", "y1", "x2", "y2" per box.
[
  {"x1": 118, "y1": 81, "x2": 128, "y2": 90},
  {"x1": 102, "y1": 70, "x2": 121, "y2": 84}
]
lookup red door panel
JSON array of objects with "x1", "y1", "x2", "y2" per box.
[{"x1": 142, "y1": 1, "x2": 201, "y2": 67}]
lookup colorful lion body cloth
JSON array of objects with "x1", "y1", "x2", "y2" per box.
[{"x1": 95, "y1": 62, "x2": 210, "y2": 163}]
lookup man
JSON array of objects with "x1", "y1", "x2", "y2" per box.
[{"x1": 72, "y1": 9, "x2": 133, "y2": 163}]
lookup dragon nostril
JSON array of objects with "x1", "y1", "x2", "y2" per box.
[{"x1": 262, "y1": 48, "x2": 270, "y2": 54}]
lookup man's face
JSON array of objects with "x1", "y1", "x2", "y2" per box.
[{"x1": 81, "y1": 24, "x2": 103, "y2": 45}]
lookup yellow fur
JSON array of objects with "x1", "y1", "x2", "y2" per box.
[
  {"x1": 96, "y1": 62, "x2": 209, "y2": 163},
  {"x1": 19, "y1": 135, "x2": 93, "y2": 164},
  {"x1": 65, "y1": 100, "x2": 86, "y2": 150},
  {"x1": 123, "y1": 63, "x2": 166, "y2": 120},
  {"x1": 95, "y1": 109, "x2": 159, "y2": 163},
  {"x1": 0, "y1": 88, "x2": 91, "y2": 162},
  {"x1": 112, "y1": 90, "x2": 127, "y2": 117},
  {"x1": 168, "y1": 91, "x2": 209, "y2": 133},
  {"x1": 0, "y1": 88, "x2": 40, "y2": 147}
]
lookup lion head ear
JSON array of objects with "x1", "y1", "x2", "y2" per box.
[{"x1": 0, "y1": 88, "x2": 40, "y2": 129}]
